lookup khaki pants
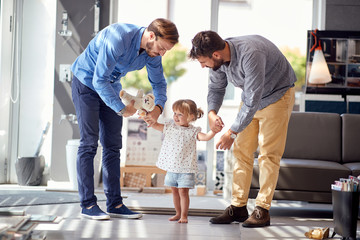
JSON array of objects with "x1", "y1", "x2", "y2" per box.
[{"x1": 231, "y1": 87, "x2": 295, "y2": 210}]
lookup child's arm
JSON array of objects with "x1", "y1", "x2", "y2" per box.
[
  {"x1": 150, "y1": 122, "x2": 164, "y2": 132},
  {"x1": 197, "y1": 130, "x2": 216, "y2": 141}
]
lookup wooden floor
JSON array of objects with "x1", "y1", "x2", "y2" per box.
[{"x1": 1, "y1": 186, "x2": 359, "y2": 239}]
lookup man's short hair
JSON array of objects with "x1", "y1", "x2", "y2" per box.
[
  {"x1": 189, "y1": 31, "x2": 226, "y2": 59},
  {"x1": 148, "y1": 18, "x2": 179, "y2": 44}
]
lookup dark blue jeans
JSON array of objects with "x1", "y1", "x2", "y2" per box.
[{"x1": 72, "y1": 76, "x2": 123, "y2": 209}]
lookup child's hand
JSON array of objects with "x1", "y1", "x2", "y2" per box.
[
  {"x1": 138, "y1": 114, "x2": 153, "y2": 128},
  {"x1": 137, "y1": 114, "x2": 149, "y2": 126},
  {"x1": 143, "y1": 109, "x2": 160, "y2": 127}
]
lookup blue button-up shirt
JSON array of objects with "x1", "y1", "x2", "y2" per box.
[{"x1": 71, "y1": 23, "x2": 167, "y2": 113}]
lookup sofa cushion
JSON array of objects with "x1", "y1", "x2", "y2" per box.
[
  {"x1": 283, "y1": 112, "x2": 341, "y2": 162},
  {"x1": 341, "y1": 114, "x2": 360, "y2": 163},
  {"x1": 251, "y1": 158, "x2": 351, "y2": 192},
  {"x1": 343, "y1": 162, "x2": 360, "y2": 176}
]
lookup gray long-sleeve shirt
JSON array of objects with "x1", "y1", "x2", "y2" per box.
[{"x1": 208, "y1": 35, "x2": 297, "y2": 133}]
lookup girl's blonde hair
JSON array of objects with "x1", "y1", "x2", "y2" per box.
[{"x1": 172, "y1": 99, "x2": 204, "y2": 122}]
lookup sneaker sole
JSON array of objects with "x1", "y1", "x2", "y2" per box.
[
  {"x1": 107, "y1": 212, "x2": 143, "y2": 219},
  {"x1": 81, "y1": 213, "x2": 110, "y2": 220}
]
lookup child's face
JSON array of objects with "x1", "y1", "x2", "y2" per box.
[{"x1": 173, "y1": 110, "x2": 190, "y2": 127}]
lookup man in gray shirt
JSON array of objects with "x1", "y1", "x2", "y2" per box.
[{"x1": 189, "y1": 31, "x2": 296, "y2": 228}]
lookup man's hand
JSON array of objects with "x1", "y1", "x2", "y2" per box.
[
  {"x1": 208, "y1": 110, "x2": 224, "y2": 133},
  {"x1": 122, "y1": 100, "x2": 137, "y2": 117},
  {"x1": 216, "y1": 130, "x2": 235, "y2": 150},
  {"x1": 142, "y1": 105, "x2": 161, "y2": 127}
]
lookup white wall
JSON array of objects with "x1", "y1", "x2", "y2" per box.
[
  {"x1": 218, "y1": 0, "x2": 313, "y2": 54},
  {"x1": 117, "y1": 0, "x2": 168, "y2": 26}
]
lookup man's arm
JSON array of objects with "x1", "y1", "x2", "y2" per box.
[
  {"x1": 143, "y1": 57, "x2": 167, "y2": 126},
  {"x1": 92, "y1": 32, "x2": 126, "y2": 113},
  {"x1": 207, "y1": 69, "x2": 227, "y2": 114},
  {"x1": 207, "y1": 69, "x2": 227, "y2": 133},
  {"x1": 146, "y1": 57, "x2": 167, "y2": 109}
]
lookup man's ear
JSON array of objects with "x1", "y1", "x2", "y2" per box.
[
  {"x1": 212, "y1": 51, "x2": 220, "y2": 59},
  {"x1": 149, "y1": 31, "x2": 156, "y2": 41}
]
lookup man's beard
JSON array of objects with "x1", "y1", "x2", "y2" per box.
[
  {"x1": 145, "y1": 41, "x2": 159, "y2": 57},
  {"x1": 212, "y1": 58, "x2": 224, "y2": 71}
]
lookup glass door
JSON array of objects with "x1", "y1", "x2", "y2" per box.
[{"x1": 0, "y1": 0, "x2": 15, "y2": 183}]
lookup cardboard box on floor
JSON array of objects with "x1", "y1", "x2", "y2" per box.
[{"x1": 121, "y1": 165, "x2": 166, "y2": 188}]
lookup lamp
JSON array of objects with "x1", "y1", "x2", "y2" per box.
[{"x1": 308, "y1": 30, "x2": 332, "y2": 84}]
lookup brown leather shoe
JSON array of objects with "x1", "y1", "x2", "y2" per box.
[
  {"x1": 242, "y1": 206, "x2": 270, "y2": 228},
  {"x1": 209, "y1": 205, "x2": 248, "y2": 224}
]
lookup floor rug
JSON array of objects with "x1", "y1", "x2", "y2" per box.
[{"x1": 0, "y1": 190, "x2": 106, "y2": 207}]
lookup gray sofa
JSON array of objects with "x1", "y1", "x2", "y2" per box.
[{"x1": 249, "y1": 112, "x2": 360, "y2": 203}]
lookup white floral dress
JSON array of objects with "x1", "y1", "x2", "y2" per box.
[{"x1": 156, "y1": 121, "x2": 201, "y2": 173}]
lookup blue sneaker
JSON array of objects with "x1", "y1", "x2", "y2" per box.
[
  {"x1": 107, "y1": 204, "x2": 143, "y2": 219},
  {"x1": 81, "y1": 205, "x2": 110, "y2": 220}
]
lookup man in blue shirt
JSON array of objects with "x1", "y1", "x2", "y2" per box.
[{"x1": 71, "y1": 18, "x2": 179, "y2": 220}]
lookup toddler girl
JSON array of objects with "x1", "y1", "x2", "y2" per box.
[{"x1": 150, "y1": 99, "x2": 216, "y2": 223}]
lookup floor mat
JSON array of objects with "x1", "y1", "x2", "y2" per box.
[{"x1": 0, "y1": 190, "x2": 106, "y2": 207}]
